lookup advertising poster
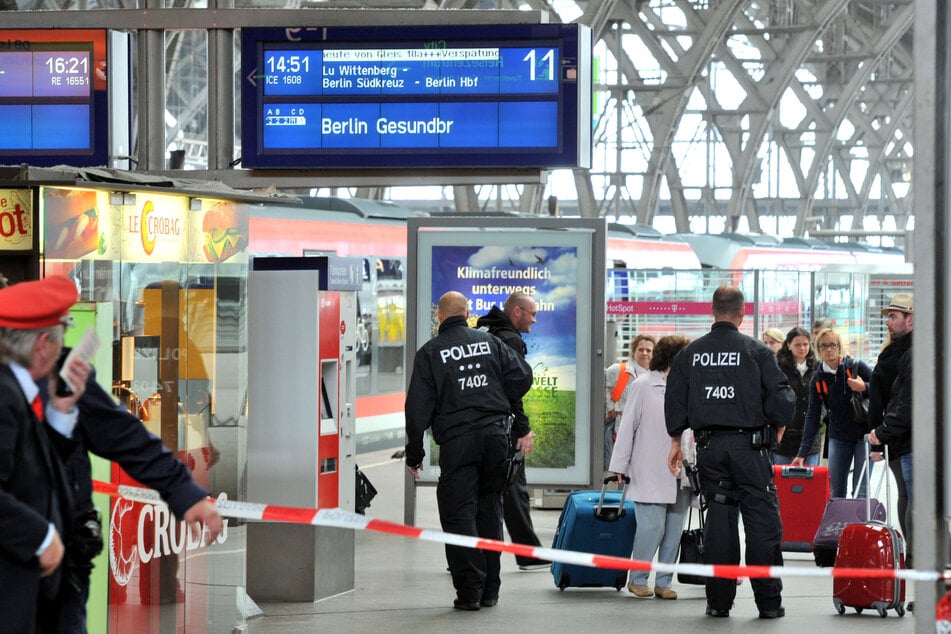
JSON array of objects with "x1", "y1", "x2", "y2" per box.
[
  {"x1": 43, "y1": 187, "x2": 117, "y2": 260},
  {"x1": 0, "y1": 189, "x2": 32, "y2": 251},
  {"x1": 189, "y1": 199, "x2": 250, "y2": 264},
  {"x1": 415, "y1": 228, "x2": 594, "y2": 484}
]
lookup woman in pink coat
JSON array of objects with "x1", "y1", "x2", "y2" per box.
[{"x1": 609, "y1": 335, "x2": 691, "y2": 600}]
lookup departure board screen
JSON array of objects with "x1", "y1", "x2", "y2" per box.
[
  {"x1": 240, "y1": 24, "x2": 591, "y2": 169},
  {"x1": 0, "y1": 30, "x2": 109, "y2": 167}
]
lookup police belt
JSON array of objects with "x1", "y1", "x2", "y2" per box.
[
  {"x1": 696, "y1": 426, "x2": 770, "y2": 447},
  {"x1": 703, "y1": 426, "x2": 765, "y2": 435}
]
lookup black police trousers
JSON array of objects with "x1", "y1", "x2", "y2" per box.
[
  {"x1": 697, "y1": 431, "x2": 783, "y2": 612},
  {"x1": 437, "y1": 424, "x2": 509, "y2": 603}
]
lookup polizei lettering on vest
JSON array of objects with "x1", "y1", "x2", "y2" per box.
[
  {"x1": 692, "y1": 351, "x2": 741, "y2": 367},
  {"x1": 440, "y1": 341, "x2": 491, "y2": 364}
]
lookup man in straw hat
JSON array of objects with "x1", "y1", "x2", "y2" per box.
[
  {"x1": 0, "y1": 276, "x2": 87, "y2": 632},
  {"x1": 868, "y1": 292, "x2": 913, "y2": 574}
]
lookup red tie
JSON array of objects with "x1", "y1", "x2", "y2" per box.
[{"x1": 31, "y1": 395, "x2": 44, "y2": 422}]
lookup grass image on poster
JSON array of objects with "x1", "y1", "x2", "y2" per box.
[{"x1": 429, "y1": 244, "x2": 579, "y2": 470}]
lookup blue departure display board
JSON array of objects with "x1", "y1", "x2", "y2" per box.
[
  {"x1": 0, "y1": 30, "x2": 110, "y2": 167},
  {"x1": 240, "y1": 24, "x2": 591, "y2": 169}
]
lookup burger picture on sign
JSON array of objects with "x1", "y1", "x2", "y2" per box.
[{"x1": 201, "y1": 202, "x2": 248, "y2": 263}]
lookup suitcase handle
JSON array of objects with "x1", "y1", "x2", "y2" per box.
[
  {"x1": 780, "y1": 466, "x2": 814, "y2": 479},
  {"x1": 596, "y1": 475, "x2": 630, "y2": 522},
  {"x1": 862, "y1": 438, "x2": 891, "y2": 525}
]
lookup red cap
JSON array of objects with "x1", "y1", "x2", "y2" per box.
[{"x1": 0, "y1": 276, "x2": 78, "y2": 329}]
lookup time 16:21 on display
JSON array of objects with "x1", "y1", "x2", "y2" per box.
[{"x1": 0, "y1": 51, "x2": 92, "y2": 98}]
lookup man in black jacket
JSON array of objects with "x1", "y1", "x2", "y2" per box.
[
  {"x1": 868, "y1": 292, "x2": 913, "y2": 563},
  {"x1": 475, "y1": 292, "x2": 548, "y2": 570},
  {"x1": 405, "y1": 291, "x2": 532, "y2": 610}
]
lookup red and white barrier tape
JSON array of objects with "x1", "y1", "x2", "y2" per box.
[{"x1": 93, "y1": 480, "x2": 947, "y2": 584}]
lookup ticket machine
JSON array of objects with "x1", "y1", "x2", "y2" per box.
[{"x1": 246, "y1": 256, "x2": 360, "y2": 602}]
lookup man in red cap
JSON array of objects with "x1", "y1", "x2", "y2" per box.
[
  {"x1": 0, "y1": 275, "x2": 88, "y2": 632},
  {"x1": 0, "y1": 275, "x2": 224, "y2": 631}
]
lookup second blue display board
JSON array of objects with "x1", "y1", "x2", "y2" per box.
[{"x1": 240, "y1": 24, "x2": 591, "y2": 170}]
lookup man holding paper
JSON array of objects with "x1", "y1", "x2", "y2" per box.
[
  {"x1": 0, "y1": 275, "x2": 81, "y2": 632},
  {"x1": 0, "y1": 275, "x2": 223, "y2": 633}
]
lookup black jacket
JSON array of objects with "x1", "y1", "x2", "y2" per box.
[
  {"x1": 475, "y1": 306, "x2": 531, "y2": 438},
  {"x1": 873, "y1": 349, "x2": 911, "y2": 456},
  {"x1": 404, "y1": 315, "x2": 532, "y2": 466},
  {"x1": 0, "y1": 364, "x2": 73, "y2": 632},
  {"x1": 665, "y1": 321, "x2": 795, "y2": 436},
  {"x1": 72, "y1": 376, "x2": 208, "y2": 518},
  {"x1": 775, "y1": 361, "x2": 820, "y2": 457},
  {"x1": 868, "y1": 332, "x2": 912, "y2": 431},
  {"x1": 42, "y1": 372, "x2": 210, "y2": 570}
]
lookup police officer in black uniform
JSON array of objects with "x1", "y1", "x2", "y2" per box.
[
  {"x1": 665, "y1": 286, "x2": 794, "y2": 619},
  {"x1": 405, "y1": 291, "x2": 532, "y2": 611}
]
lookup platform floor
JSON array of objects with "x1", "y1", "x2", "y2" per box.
[{"x1": 245, "y1": 448, "x2": 919, "y2": 633}]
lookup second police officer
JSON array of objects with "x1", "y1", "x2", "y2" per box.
[
  {"x1": 404, "y1": 291, "x2": 533, "y2": 611},
  {"x1": 665, "y1": 286, "x2": 794, "y2": 619}
]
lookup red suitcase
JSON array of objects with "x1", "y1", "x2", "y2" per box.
[
  {"x1": 833, "y1": 522, "x2": 906, "y2": 616},
  {"x1": 831, "y1": 442, "x2": 906, "y2": 617},
  {"x1": 773, "y1": 465, "x2": 830, "y2": 552}
]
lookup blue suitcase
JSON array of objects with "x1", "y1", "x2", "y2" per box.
[{"x1": 551, "y1": 476, "x2": 636, "y2": 590}]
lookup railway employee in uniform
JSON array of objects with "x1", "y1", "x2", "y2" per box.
[
  {"x1": 665, "y1": 285, "x2": 794, "y2": 619},
  {"x1": 405, "y1": 291, "x2": 533, "y2": 611},
  {"x1": 0, "y1": 276, "x2": 80, "y2": 632}
]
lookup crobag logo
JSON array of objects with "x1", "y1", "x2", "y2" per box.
[
  {"x1": 140, "y1": 201, "x2": 156, "y2": 255},
  {"x1": 128, "y1": 199, "x2": 183, "y2": 257},
  {"x1": 109, "y1": 497, "x2": 228, "y2": 587}
]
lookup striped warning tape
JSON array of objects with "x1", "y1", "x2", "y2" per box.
[{"x1": 93, "y1": 479, "x2": 947, "y2": 583}]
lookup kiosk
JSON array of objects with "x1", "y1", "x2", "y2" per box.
[{"x1": 246, "y1": 256, "x2": 360, "y2": 602}]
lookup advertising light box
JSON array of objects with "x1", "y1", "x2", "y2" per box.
[
  {"x1": 410, "y1": 223, "x2": 598, "y2": 485},
  {"x1": 240, "y1": 24, "x2": 591, "y2": 169},
  {"x1": 0, "y1": 30, "x2": 110, "y2": 167}
]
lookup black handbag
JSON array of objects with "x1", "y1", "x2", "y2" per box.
[
  {"x1": 847, "y1": 359, "x2": 870, "y2": 425},
  {"x1": 355, "y1": 465, "x2": 378, "y2": 514},
  {"x1": 677, "y1": 494, "x2": 706, "y2": 585},
  {"x1": 850, "y1": 390, "x2": 869, "y2": 425}
]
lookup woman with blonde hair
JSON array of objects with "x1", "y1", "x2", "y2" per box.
[
  {"x1": 792, "y1": 328, "x2": 872, "y2": 497},
  {"x1": 762, "y1": 328, "x2": 785, "y2": 354}
]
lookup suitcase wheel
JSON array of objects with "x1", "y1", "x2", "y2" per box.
[
  {"x1": 896, "y1": 604, "x2": 906, "y2": 617},
  {"x1": 876, "y1": 606, "x2": 887, "y2": 618},
  {"x1": 557, "y1": 572, "x2": 570, "y2": 591},
  {"x1": 855, "y1": 608, "x2": 863, "y2": 614},
  {"x1": 834, "y1": 599, "x2": 845, "y2": 615}
]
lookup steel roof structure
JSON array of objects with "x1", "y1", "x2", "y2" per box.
[{"x1": 1, "y1": 0, "x2": 914, "y2": 244}]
